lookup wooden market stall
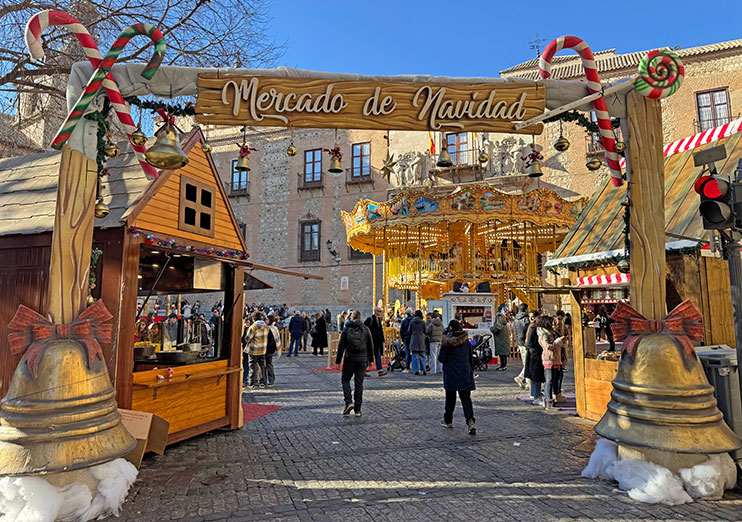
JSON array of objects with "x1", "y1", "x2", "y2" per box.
[
  {"x1": 0, "y1": 127, "x2": 318, "y2": 444},
  {"x1": 546, "y1": 124, "x2": 742, "y2": 421}
]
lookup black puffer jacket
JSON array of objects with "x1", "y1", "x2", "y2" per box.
[
  {"x1": 524, "y1": 323, "x2": 545, "y2": 383},
  {"x1": 438, "y1": 331, "x2": 475, "y2": 392},
  {"x1": 335, "y1": 320, "x2": 374, "y2": 365}
]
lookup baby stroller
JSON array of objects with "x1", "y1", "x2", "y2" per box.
[
  {"x1": 470, "y1": 334, "x2": 493, "y2": 371},
  {"x1": 387, "y1": 340, "x2": 407, "y2": 372}
]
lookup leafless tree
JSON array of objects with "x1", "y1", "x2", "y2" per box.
[{"x1": 0, "y1": 0, "x2": 284, "y2": 114}]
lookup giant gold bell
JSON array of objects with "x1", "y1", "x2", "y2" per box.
[
  {"x1": 436, "y1": 147, "x2": 453, "y2": 168},
  {"x1": 0, "y1": 340, "x2": 136, "y2": 475},
  {"x1": 328, "y1": 156, "x2": 343, "y2": 173},
  {"x1": 595, "y1": 334, "x2": 740, "y2": 454},
  {"x1": 144, "y1": 125, "x2": 189, "y2": 170},
  {"x1": 235, "y1": 154, "x2": 250, "y2": 172}
]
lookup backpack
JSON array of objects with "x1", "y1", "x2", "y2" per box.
[{"x1": 266, "y1": 328, "x2": 277, "y2": 355}]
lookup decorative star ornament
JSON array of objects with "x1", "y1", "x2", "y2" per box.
[{"x1": 380, "y1": 153, "x2": 397, "y2": 182}]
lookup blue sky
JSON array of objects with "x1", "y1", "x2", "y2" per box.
[{"x1": 268, "y1": 1, "x2": 742, "y2": 77}]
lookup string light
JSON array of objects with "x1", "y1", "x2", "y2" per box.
[{"x1": 127, "y1": 226, "x2": 249, "y2": 260}]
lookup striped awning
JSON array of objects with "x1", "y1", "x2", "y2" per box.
[{"x1": 577, "y1": 273, "x2": 630, "y2": 287}]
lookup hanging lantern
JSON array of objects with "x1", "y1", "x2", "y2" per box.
[
  {"x1": 130, "y1": 126, "x2": 147, "y2": 147},
  {"x1": 94, "y1": 198, "x2": 110, "y2": 219},
  {"x1": 617, "y1": 258, "x2": 630, "y2": 273},
  {"x1": 553, "y1": 136, "x2": 570, "y2": 152},
  {"x1": 526, "y1": 160, "x2": 543, "y2": 178},
  {"x1": 614, "y1": 141, "x2": 626, "y2": 154},
  {"x1": 478, "y1": 150, "x2": 489, "y2": 164},
  {"x1": 201, "y1": 142, "x2": 213, "y2": 153},
  {"x1": 144, "y1": 124, "x2": 189, "y2": 169},
  {"x1": 436, "y1": 145, "x2": 453, "y2": 168},
  {"x1": 104, "y1": 141, "x2": 120, "y2": 158},
  {"x1": 586, "y1": 157, "x2": 603, "y2": 171}
]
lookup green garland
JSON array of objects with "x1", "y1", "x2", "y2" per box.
[
  {"x1": 544, "y1": 109, "x2": 621, "y2": 134},
  {"x1": 89, "y1": 247, "x2": 103, "y2": 290},
  {"x1": 553, "y1": 242, "x2": 702, "y2": 271},
  {"x1": 83, "y1": 98, "x2": 112, "y2": 175},
  {"x1": 124, "y1": 96, "x2": 196, "y2": 117}
]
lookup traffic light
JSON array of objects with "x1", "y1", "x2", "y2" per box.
[{"x1": 694, "y1": 175, "x2": 735, "y2": 230}]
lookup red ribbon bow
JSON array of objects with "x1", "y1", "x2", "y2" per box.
[
  {"x1": 610, "y1": 299, "x2": 704, "y2": 360},
  {"x1": 7, "y1": 300, "x2": 113, "y2": 378}
]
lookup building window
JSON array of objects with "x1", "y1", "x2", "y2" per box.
[
  {"x1": 349, "y1": 246, "x2": 372, "y2": 260},
  {"x1": 299, "y1": 220, "x2": 321, "y2": 262},
  {"x1": 238, "y1": 223, "x2": 247, "y2": 240},
  {"x1": 303, "y1": 149, "x2": 322, "y2": 184},
  {"x1": 696, "y1": 88, "x2": 731, "y2": 132},
  {"x1": 179, "y1": 175, "x2": 215, "y2": 237},
  {"x1": 230, "y1": 160, "x2": 249, "y2": 195},
  {"x1": 446, "y1": 132, "x2": 468, "y2": 165},
  {"x1": 351, "y1": 142, "x2": 371, "y2": 177}
]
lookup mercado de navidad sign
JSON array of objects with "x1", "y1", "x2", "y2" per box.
[{"x1": 195, "y1": 75, "x2": 546, "y2": 134}]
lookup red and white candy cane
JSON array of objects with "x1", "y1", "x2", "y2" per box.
[
  {"x1": 539, "y1": 36, "x2": 623, "y2": 187},
  {"x1": 25, "y1": 10, "x2": 159, "y2": 179}
]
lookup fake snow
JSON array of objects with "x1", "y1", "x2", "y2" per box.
[
  {"x1": 582, "y1": 438, "x2": 736, "y2": 505},
  {"x1": 0, "y1": 458, "x2": 137, "y2": 522}
]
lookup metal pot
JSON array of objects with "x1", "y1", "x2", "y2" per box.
[
  {"x1": 134, "y1": 344, "x2": 155, "y2": 359},
  {"x1": 156, "y1": 350, "x2": 200, "y2": 364}
]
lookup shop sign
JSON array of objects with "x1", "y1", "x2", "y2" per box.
[{"x1": 196, "y1": 75, "x2": 545, "y2": 134}]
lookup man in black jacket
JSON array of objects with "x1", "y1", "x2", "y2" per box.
[
  {"x1": 336, "y1": 310, "x2": 374, "y2": 417},
  {"x1": 364, "y1": 307, "x2": 387, "y2": 377}
]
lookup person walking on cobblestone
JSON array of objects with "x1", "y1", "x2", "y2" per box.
[
  {"x1": 490, "y1": 308, "x2": 510, "y2": 371},
  {"x1": 426, "y1": 311, "x2": 444, "y2": 374},
  {"x1": 439, "y1": 320, "x2": 476, "y2": 435},
  {"x1": 312, "y1": 312, "x2": 328, "y2": 356},
  {"x1": 301, "y1": 312, "x2": 312, "y2": 351},
  {"x1": 525, "y1": 311, "x2": 545, "y2": 404},
  {"x1": 512, "y1": 303, "x2": 530, "y2": 389},
  {"x1": 536, "y1": 315, "x2": 566, "y2": 411},
  {"x1": 399, "y1": 308, "x2": 413, "y2": 373},
  {"x1": 336, "y1": 310, "x2": 374, "y2": 417},
  {"x1": 244, "y1": 311, "x2": 269, "y2": 388},
  {"x1": 287, "y1": 310, "x2": 303, "y2": 357},
  {"x1": 365, "y1": 307, "x2": 388, "y2": 377},
  {"x1": 265, "y1": 314, "x2": 281, "y2": 386},
  {"x1": 409, "y1": 310, "x2": 427, "y2": 375}
]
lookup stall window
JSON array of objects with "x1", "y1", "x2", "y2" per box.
[
  {"x1": 696, "y1": 88, "x2": 731, "y2": 131},
  {"x1": 351, "y1": 142, "x2": 371, "y2": 177},
  {"x1": 299, "y1": 220, "x2": 321, "y2": 262},
  {"x1": 446, "y1": 132, "x2": 468, "y2": 165},
  {"x1": 179, "y1": 175, "x2": 215, "y2": 237},
  {"x1": 303, "y1": 149, "x2": 322, "y2": 184}
]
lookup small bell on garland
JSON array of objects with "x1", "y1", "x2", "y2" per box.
[
  {"x1": 130, "y1": 126, "x2": 148, "y2": 147},
  {"x1": 94, "y1": 198, "x2": 110, "y2": 219},
  {"x1": 553, "y1": 120, "x2": 570, "y2": 152},
  {"x1": 614, "y1": 141, "x2": 626, "y2": 155},
  {"x1": 436, "y1": 145, "x2": 453, "y2": 168},
  {"x1": 286, "y1": 144, "x2": 297, "y2": 157},
  {"x1": 617, "y1": 258, "x2": 630, "y2": 274},
  {"x1": 104, "y1": 133, "x2": 120, "y2": 158},
  {"x1": 478, "y1": 150, "x2": 489, "y2": 164},
  {"x1": 201, "y1": 142, "x2": 213, "y2": 153},
  {"x1": 145, "y1": 121, "x2": 189, "y2": 170},
  {"x1": 586, "y1": 156, "x2": 602, "y2": 171}
]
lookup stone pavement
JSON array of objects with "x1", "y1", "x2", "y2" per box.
[{"x1": 121, "y1": 354, "x2": 742, "y2": 521}]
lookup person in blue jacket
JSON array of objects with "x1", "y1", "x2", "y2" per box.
[{"x1": 287, "y1": 310, "x2": 304, "y2": 356}]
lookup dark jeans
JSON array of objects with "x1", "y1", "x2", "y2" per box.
[
  {"x1": 249, "y1": 354, "x2": 266, "y2": 386},
  {"x1": 404, "y1": 342, "x2": 411, "y2": 369},
  {"x1": 341, "y1": 361, "x2": 367, "y2": 412},
  {"x1": 302, "y1": 332, "x2": 309, "y2": 350},
  {"x1": 551, "y1": 366, "x2": 563, "y2": 396},
  {"x1": 444, "y1": 390, "x2": 474, "y2": 424},
  {"x1": 499, "y1": 354, "x2": 507, "y2": 369},
  {"x1": 288, "y1": 336, "x2": 301, "y2": 356},
  {"x1": 265, "y1": 354, "x2": 275, "y2": 385},
  {"x1": 313, "y1": 344, "x2": 325, "y2": 356},
  {"x1": 374, "y1": 350, "x2": 383, "y2": 372},
  {"x1": 544, "y1": 368, "x2": 555, "y2": 402},
  {"x1": 242, "y1": 351, "x2": 250, "y2": 386}
]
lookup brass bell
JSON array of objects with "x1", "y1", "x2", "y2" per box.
[
  {"x1": 94, "y1": 198, "x2": 110, "y2": 219},
  {"x1": 595, "y1": 333, "x2": 740, "y2": 455},
  {"x1": 614, "y1": 141, "x2": 626, "y2": 154},
  {"x1": 554, "y1": 136, "x2": 570, "y2": 152},
  {"x1": 526, "y1": 159, "x2": 543, "y2": 178},
  {"x1": 478, "y1": 150, "x2": 489, "y2": 164},
  {"x1": 144, "y1": 124, "x2": 189, "y2": 170},
  {"x1": 87, "y1": 294, "x2": 96, "y2": 305},
  {"x1": 328, "y1": 156, "x2": 343, "y2": 173},
  {"x1": 616, "y1": 258, "x2": 630, "y2": 274},
  {"x1": 436, "y1": 146, "x2": 453, "y2": 168},
  {"x1": 586, "y1": 157, "x2": 602, "y2": 171},
  {"x1": 130, "y1": 127, "x2": 147, "y2": 147},
  {"x1": 287, "y1": 144, "x2": 298, "y2": 157},
  {"x1": 201, "y1": 142, "x2": 213, "y2": 153},
  {"x1": 235, "y1": 154, "x2": 251, "y2": 172},
  {"x1": 104, "y1": 141, "x2": 120, "y2": 158}
]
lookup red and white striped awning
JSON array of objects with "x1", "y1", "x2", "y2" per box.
[
  {"x1": 582, "y1": 298, "x2": 629, "y2": 304},
  {"x1": 619, "y1": 118, "x2": 742, "y2": 170},
  {"x1": 577, "y1": 273, "x2": 630, "y2": 287}
]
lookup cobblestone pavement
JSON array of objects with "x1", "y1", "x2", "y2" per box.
[{"x1": 121, "y1": 354, "x2": 742, "y2": 521}]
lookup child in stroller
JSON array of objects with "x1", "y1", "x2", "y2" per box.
[
  {"x1": 386, "y1": 340, "x2": 407, "y2": 372},
  {"x1": 470, "y1": 334, "x2": 493, "y2": 371}
]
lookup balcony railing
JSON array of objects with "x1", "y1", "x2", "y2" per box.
[
  {"x1": 346, "y1": 166, "x2": 377, "y2": 185},
  {"x1": 228, "y1": 180, "x2": 249, "y2": 197},
  {"x1": 298, "y1": 173, "x2": 324, "y2": 190}
]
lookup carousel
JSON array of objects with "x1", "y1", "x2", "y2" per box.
[{"x1": 342, "y1": 182, "x2": 586, "y2": 309}]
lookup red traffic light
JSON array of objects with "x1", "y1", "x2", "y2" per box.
[{"x1": 694, "y1": 176, "x2": 730, "y2": 199}]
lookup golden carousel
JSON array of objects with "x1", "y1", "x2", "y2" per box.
[{"x1": 343, "y1": 182, "x2": 586, "y2": 308}]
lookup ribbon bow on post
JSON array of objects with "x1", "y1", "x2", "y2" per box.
[
  {"x1": 7, "y1": 300, "x2": 114, "y2": 378},
  {"x1": 610, "y1": 299, "x2": 705, "y2": 360}
]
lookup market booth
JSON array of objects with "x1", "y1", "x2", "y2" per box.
[
  {"x1": 0, "y1": 127, "x2": 315, "y2": 444},
  {"x1": 546, "y1": 122, "x2": 742, "y2": 421}
]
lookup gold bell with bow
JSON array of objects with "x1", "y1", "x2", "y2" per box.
[
  {"x1": 436, "y1": 145, "x2": 453, "y2": 168},
  {"x1": 235, "y1": 153, "x2": 250, "y2": 172},
  {"x1": 326, "y1": 144, "x2": 343, "y2": 173},
  {"x1": 526, "y1": 159, "x2": 543, "y2": 177},
  {"x1": 595, "y1": 300, "x2": 740, "y2": 456},
  {"x1": 0, "y1": 302, "x2": 135, "y2": 475},
  {"x1": 144, "y1": 123, "x2": 189, "y2": 170}
]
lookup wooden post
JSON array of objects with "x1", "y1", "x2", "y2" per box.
[
  {"x1": 372, "y1": 254, "x2": 377, "y2": 309},
  {"x1": 626, "y1": 90, "x2": 666, "y2": 320},
  {"x1": 570, "y1": 290, "x2": 587, "y2": 418},
  {"x1": 47, "y1": 145, "x2": 98, "y2": 323}
]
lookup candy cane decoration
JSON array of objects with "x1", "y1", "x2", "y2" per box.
[
  {"x1": 25, "y1": 10, "x2": 165, "y2": 178},
  {"x1": 539, "y1": 36, "x2": 623, "y2": 187}
]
